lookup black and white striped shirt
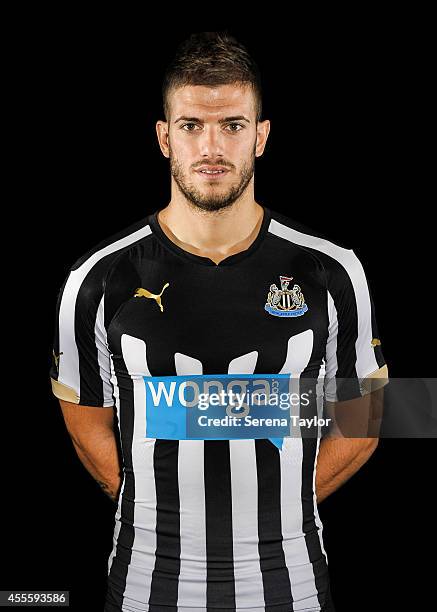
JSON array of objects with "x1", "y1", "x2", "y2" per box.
[{"x1": 50, "y1": 206, "x2": 387, "y2": 611}]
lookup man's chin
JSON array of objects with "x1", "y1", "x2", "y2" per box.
[
  {"x1": 188, "y1": 199, "x2": 234, "y2": 213},
  {"x1": 183, "y1": 186, "x2": 239, "y2": 212},
  {"x1": 172, "y1": 171, "x2": 252, "y2": 212}
]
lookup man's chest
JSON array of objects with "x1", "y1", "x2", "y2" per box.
[{"x1": 105, "y1": 256, "x2": 329, "y2": 376}]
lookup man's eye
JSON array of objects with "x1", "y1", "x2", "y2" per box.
[
  {"x1": 226, "y1": 123, "x2": 243, "y2": 132},
  {"x1": 181, "y1": 123, "x2": 199, "y2": 131}
]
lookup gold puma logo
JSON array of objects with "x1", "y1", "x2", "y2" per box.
[
  {"x1": 134, "y1": 282, "x2": 169, "y2": 312},
  {"x1": 53, "y1": 350, "x2": 63, "y2": 369},
  {"x1": 371, "y1": 338, "x2": 381, "y2": 347}
]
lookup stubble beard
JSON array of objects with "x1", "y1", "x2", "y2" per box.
[{"x1": 169, "y1": 144, "x2": 256, "y2": 214}]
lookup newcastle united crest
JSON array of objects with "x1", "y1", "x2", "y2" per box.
[{"x1": 265, "y1": 275, "x2": 308, "y2": 317}]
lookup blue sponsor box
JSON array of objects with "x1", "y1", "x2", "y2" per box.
[{"x1": 143, "y1": 373, "x2": 299, "y2": 449}]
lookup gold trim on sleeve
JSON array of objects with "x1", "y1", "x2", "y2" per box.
[
  {"x1": 50, "y1": 377, "x2": 80, "y2": 404},
  {"x1": 360, "y1": 364, "x2": 389, "y2": 395}
]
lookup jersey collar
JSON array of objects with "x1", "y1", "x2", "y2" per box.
[{"x1": 149, "y1": 205, "x2": 271, "y2": 267}]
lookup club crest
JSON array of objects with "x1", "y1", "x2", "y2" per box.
[{"x1": 265, "y1": 275, "x2": 308, "y2": 317}]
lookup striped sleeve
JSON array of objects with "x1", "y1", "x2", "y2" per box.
[
  {"x1": 324, "y1": 249, "x2": 388, "y2": 402},
  {"x1": 49, "y1": 218, "x2": 153, "y2": 407},
  {"x1": 49, "y1": 256, "x2": 114, "y2": 407}
]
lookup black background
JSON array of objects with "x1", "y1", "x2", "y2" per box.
[{"x1": 4, "y1": 16, "x2": 434, "y2": 612}]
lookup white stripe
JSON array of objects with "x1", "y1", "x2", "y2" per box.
[
  {"x1": 109, "y1": 354, "x2": 121, "y2": 430},
  {"x1": 107, "y1": 352, "x2": 125, "y2": 574},
  {"x1": 324, "y1": 291, "x2": 339, "y2": 402},
  {"x1": 283, "y1": 363, "x2": 327, "y2": 612},
  {"x1": 58, "y1": 224, "x2": 152, "y2": 399},
  {"x1": 227, "y1": 352, "x2": 264, "y2": 609},
  {"x1": 95, "y1": 295, "x2": 114, "y2": 406},
  {"x1": 177, "y1": 441, "x2": 207, "y2": 606},
  {"x1": 313, "y1": 360, "x2": 328, "y2": 559},
  {"x1": 278, "y1": 330, "x2": 314, "y2": 378},
  {"x1": 280, "y1": 440, "x2": 321, "y2": 611},
  {"x1": 278, "y1": 329, "x2": 320, "y2": 610},
  {"x1": 107, "y1": 477, "x2": 126, "y2": 573},
  {"x1": 175, "y1": 353, "x2": 203, "y2": 375},
  {"x1": 120, "y1": 334, "x2": 157, "y2": 610},
  {"x1": 228, "y1": 350, "x2": 258, "y2": 374},
  {"x1": 230, "y1": 440, "x2": 265, "y2": 608},
  {"x1": 269, "y1": 218, "x2": 379, "y2": 378},
  {"x1": 175, "y1": 354, "x2": 207, "y2": 607},
  {"x1": 313, "y1": 435, "x2": 327, "y2": 564},
  {"x1": 278, "y1": 330, "x2": 314, "y2": 439}
]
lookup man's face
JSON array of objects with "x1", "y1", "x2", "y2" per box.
[{"x1": 157, "y1": 83, "x2": 269, "y2": 212}]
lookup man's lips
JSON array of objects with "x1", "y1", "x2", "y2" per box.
[{"x1": 195, "y1": 166, "x2": 230, "y2": 179}]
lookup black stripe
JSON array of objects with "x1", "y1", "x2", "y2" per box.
[
  {"x1": 325, "y1": 260, "x2": 361, "y2": 400},
  {"x1": 148, "y1": 440, "x2": 181, "y2": 611},
  {"x1": 256, "y1": 439, "x2": 293, "y2": 611},
  {"x1": 103, "y1": 250, "x2": 143, "y2": 326},
  {"x1": 75, "y1": 240, "x2": 149, "y2": 407},
  {"x1": 368, "y1": 281, "x2": 386, "y2": 369},
  {"x1": 75, "y1": 256, "x2": 114, "y2": 405},
  {"x1": 302, "y1": 247, "x2": 362, "y2": 400},
  {"x1": 268, "y1": 221, "x2": 370, "y2": 401},
  {"x1": 49, "y1": 272, "x2": 70, "y2": 382},
  {"x1": 204, "y1": 440, "x2": 236, "y2": 610},
  {"x1": 300, "y1": 377, "x2": 331, "y2": 609},
  {"x1": 106, "y1": 359, "x2": 136, "y2": 610}
]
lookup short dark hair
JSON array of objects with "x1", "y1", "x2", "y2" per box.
[{"x1": 162, "y1": 31, "x2": 263, "y2": 123}]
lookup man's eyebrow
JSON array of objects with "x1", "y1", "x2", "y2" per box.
[{"x1": 174, "y1": 115, "x2": 251, "y2": 124}]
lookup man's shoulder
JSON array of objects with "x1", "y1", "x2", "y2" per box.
[
  {"x1": 57, "y1": 213, "x2": 154, "y2": 304},
  {"x1": 267, "y1": 208, "x2": 352, "y2": 252},
  {"x1": 267, "y1": 207, "x2": 365, "y2": 281},
  {"x1": 69, "y1": 213, "x2": 154, "y2": 275}
]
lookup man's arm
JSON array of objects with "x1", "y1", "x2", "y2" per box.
[
  {"x1": 58, "y1": 399, "x2": 122, "y2": 503},
  {"x1": 315, "y1": 437, "x2": 378, "y2": 504},
  {"x1": 315, "y1": 386, "x2": 384, "y2": 504}
]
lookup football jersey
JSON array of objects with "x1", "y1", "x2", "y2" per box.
[{"x1": 49, "y1": 205, "x2": 388, "y2": 612}]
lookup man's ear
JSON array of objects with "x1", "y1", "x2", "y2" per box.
[
  {"x1": 255, "y1": 119, "x2": 271, "y2": 158},
  {"x1": 156, "y1": 120, "x2": 170, "y2": 158}
]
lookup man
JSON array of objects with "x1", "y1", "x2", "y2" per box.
[{"x1": 50, "y1": 32, "x2": 388, "y2": 612}]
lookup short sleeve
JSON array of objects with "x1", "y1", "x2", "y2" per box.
[
  {"x1": 324, "y1": 249, "x2": 389, "y2": 402},
  {"x1": 49, "y1": 261, "x2": 114, "y2": 408}
]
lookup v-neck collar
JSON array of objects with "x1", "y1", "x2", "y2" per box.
[{"x1": 148, "y1": 205, "x2": 271, "y2": 267}]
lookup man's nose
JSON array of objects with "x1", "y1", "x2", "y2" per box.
[{"x1": 199, "y1": 126, "x2": 224, "y2": 157}]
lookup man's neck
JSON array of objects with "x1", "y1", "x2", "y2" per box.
[{"x1": 157, "y1": 198, "x2": 265, "y2": 265}]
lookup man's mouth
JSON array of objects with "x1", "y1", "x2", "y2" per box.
[{"x1": 195, "y1": 166, "x2": 230, "y2": 178}]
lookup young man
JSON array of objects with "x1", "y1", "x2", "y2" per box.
[{"x1": 50, "y1": 32, "x2": 388, "y2": 612}]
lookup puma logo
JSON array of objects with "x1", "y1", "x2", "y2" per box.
[
  {"x1": 371, "y1": 338, "x2": 381, "y2": 347},
  {"x1": 134, "y1": 282, "x2": 169, "y2": 312},
  {"x1": 53, "y1": 350, "x2": 63, "y2": 369}
]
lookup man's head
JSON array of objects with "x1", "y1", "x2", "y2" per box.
[{"x1": 156, "y1": 32, "x2": 270, "y2": 213}]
